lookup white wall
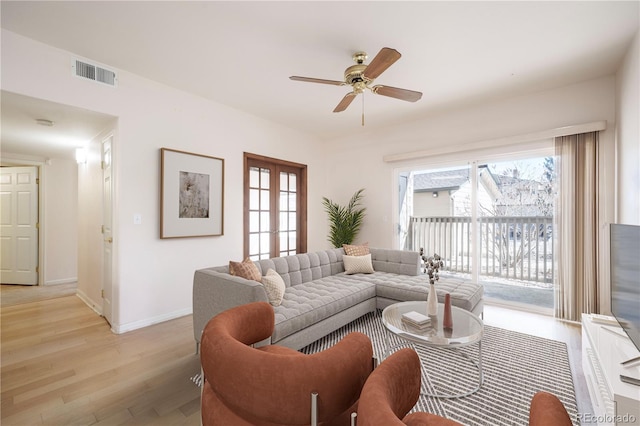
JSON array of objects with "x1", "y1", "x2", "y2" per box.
[
  {"x1": 325, "y1": 76, "x2": 617, "y2": 251},
  {"x1": 44, "y1": 157, "x2": 78, "y2": 285},
  {"x1": 2, "y1": 29, "x2": 327, "y2": 333},
  {"x1": 615, "y1": 30, "x2": 640, "y2": 226}
]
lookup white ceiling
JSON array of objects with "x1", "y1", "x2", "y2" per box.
[
  {"x1": 1, "y1": 91, "x2": 116, "y2": 161},
  {"x1": 1, "y1": 1, "x2": 638, "y2": 159}
]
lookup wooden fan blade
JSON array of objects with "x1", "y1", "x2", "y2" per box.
[
  {"x1": 333, "y1": 92, "x2": 357, "y2": 112},
  {"x1": 363, "y1": 47, "x2": 401, "y2": 80},
  {"x1": 290, "y1": 76, "x2": 346, "y2": 86},
  {"x1": 371, "y1": 85, "x2": 422, "y2": 102}
]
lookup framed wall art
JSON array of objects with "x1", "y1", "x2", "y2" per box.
[{"x1": 160, "y1": 148, "x2": 224, "y2": 238}]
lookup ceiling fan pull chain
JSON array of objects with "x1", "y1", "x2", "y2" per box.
[{"x1": 362, "y1": 92, "x2": 365, "y2": 126}]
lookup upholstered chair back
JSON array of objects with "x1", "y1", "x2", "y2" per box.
[
  {"x1": 200, "y1": 302, "x2": 374, "y2": 426},
  {"x1": 357, "y1": 348, "x2": 462, "y2": 426}
]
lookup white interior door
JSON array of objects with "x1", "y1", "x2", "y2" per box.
[
  {"x1": 0, "y1": 166, "x2": 39, "y2": 285},
  {"x1": 102, "y1": 136, "x2": 113, "y2": 325}
]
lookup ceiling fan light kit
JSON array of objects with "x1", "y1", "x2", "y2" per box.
[{"x1": 290, "y1": 47, "x2": 422, "y2": 124}]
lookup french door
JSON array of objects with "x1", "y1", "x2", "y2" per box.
[{"x1": 244, "y1": 153, "x2": 307, "y2": 260}]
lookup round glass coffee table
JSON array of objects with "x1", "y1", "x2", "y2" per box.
[{"x1": 381, "y1": 300, "x2": 484, "y2": 398}]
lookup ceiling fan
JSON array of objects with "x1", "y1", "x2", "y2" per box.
[{"x1": 290, "y1": 47, "x2": 422, "y2": 116}]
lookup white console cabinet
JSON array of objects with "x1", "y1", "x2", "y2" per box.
[{"x1": 582, "y1": 314, "x2": 640, "y2": 426}]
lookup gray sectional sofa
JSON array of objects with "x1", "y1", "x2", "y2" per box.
[{"x1": 193, "y1": 248, "x2": 483, "y2": 352}]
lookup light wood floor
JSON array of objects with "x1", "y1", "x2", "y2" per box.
[
  {"x1": 1, "y1": 295, "x2": 201, "y2": 425},
  {"x1": 1, "y1": 282, "x2": 78, "y2": 307},
  {"x1": 1, "y1": 292, "x2": 592, "y2": 425}
]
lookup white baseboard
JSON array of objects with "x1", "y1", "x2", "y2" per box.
[
  {"x1": 75, "y1": 289, "x2": 192, "y2": 335},
  {"x1": 76, "y1": 288, "x2": 103, "y2": 316},
  {"x1": 112, "y1": 307, "x2": 193, "y2": 334},
  {"x1": 44, "y1": 278, "x2": 77, "y2": 286}
]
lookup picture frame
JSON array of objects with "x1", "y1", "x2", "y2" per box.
[{"x1": 160, "y1": 148, "x2": 224, "y2": 238}]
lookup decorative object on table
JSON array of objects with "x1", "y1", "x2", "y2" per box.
[
  {"x1": 420, "y1": 249, "x2": 445, "y2": 278},
  {"x1": 160, "y1": 148, "x2": 224, "y2": 238},
  {"x1": 443, "y1": 293, "x2": 453, "y2": 330},
  {"x1": 322, "y1": 188, "x2": 366, "y2": 247},
  {"x1": 401, "y1": 310, "x2": 431, "y2": 330},
  {"x1": 427, "y1": 282, "x2": 438, "y2": 316},
  {"x1": 424, "y1": 252, "x2": 444, "y2": 316}
]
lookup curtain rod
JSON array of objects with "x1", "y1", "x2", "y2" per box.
[{"x1": 383, "y1": 121, "x2": 607, "y2": 163}]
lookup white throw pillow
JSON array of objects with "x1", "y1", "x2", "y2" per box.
[
  {"x1": 343, "y1": 254, "x2": 375, "y2": 275},
  {"x1": 261, "y1": 268, "x2": 286, "y2": 306}
]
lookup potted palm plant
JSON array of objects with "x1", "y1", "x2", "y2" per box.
[{"x1": 322, "y1": 189, "x2": 366, "y2": 248}]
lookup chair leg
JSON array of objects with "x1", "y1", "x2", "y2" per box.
[{"x1": 311, "y1": 392, "x2": 318, "y2": 426}]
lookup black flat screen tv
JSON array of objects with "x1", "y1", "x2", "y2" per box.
[{"x1": 610, "y1": 224, "x2": 640, "y2": 353}]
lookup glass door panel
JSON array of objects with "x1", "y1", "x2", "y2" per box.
[
  {"x1": 405, "y1": 165, "x2": 475, "y2": 275},
  {"x1": 279, "y1": 170, "x2": 298, "y2": 257},
  {"x1": 248, "y1": 166, "x2": 272, "y2": 260},
  {"x1": 477, "y1": 157, "x2": 555, "y2": 311}
]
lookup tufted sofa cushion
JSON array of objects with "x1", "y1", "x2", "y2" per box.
[
  {"x1": 347, "y1": 272, "x2": 483, "y2": 312},
  {"x1": 256, "y1": 249, "x2": 344, "y2": 286},
  {"x1": 272, "y1": 275, "x2": 376, "y2": 342},
  {"x1": 369, "y1": 248, "x2": 421, "y2": 276}
]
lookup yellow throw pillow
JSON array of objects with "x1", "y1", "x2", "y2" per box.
[
  {"x1": 343, "y1": 254, "x2": 375, "y2": 275},
  {"x1": 343, "y1": 243, "x2": 370, "y2": 256},
  {"x1": 261, "y1": 269, "x2": 286, "y2": 306},
  {"x1": 229, "y1": 258, "x2": 261, "y2": 282}
]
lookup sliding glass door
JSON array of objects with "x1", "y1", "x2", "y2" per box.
[{"x1": 400, "y1": 153, "x2": 556, "y2": 312}]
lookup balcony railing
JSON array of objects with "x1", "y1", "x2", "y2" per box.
[{"x1": 406, "y1": 216, "x2": 554, "y2": 286}]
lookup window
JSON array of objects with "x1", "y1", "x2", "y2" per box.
[{"x1": 244, "y1": 153, "x2": 307, "y2": 259}]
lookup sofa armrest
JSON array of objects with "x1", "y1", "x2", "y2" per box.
[
  {"x1": 370, "y1": 248, "x2": 421, "y2": 276},
  {"x1": 193, "y1": 268, "x2": 269, "y2": 344}
]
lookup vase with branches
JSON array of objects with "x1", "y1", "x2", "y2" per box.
[{"x1": 322, "y1": 189, "x2": 366, "y2": 248}]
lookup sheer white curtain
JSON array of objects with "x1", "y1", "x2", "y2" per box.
[{"x1": 554, "y1": 132, "x2": 600, "y2": 321}]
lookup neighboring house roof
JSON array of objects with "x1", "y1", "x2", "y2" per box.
[
  {"x1": 493, "y1": 173, "x2": 540, "y2": 188},
  {"x1": 413, "y1": 169, "x2": 470, "y2": 192},
  {"x1": 413, "y1": 165, "x2": 499, "y2": 193}
]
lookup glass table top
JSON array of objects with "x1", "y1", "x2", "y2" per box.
[{"x1": 382, "y1": 301, "x2": 483, "y2": 347}]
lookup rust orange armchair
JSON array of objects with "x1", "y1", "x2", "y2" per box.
[
  {"x1": 528, "y1": 391, "x2": 573, "y2": 426},
  {"x1": 200, "y1": 302, "x2": 374, "y2": 426},
  {"x1": 356, "y1": 347, "x2": 572, "y2": 426},
  {"x1": 356, "y1": 348, "x2": 462, "y2": 426}
]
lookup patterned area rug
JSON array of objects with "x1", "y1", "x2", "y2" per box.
[{"x1": 300, "y1": 310, "x2": 579, "y2": 426}]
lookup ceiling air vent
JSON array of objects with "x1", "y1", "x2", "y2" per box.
[{"x1": 72, "y1": 58, "x2": 118, "y2": 87}]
